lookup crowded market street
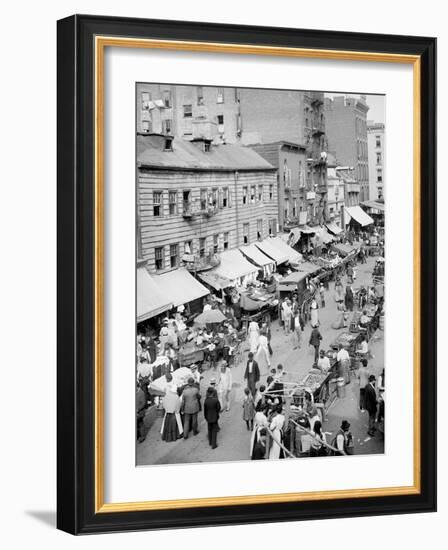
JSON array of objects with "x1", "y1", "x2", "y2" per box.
[{"x1": 137, "y1": 252, "x2": 384, "y2": 466}]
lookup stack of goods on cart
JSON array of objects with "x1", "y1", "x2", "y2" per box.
[{"x1": 149, "y1": 366, "x2": 193, "y2": 400}]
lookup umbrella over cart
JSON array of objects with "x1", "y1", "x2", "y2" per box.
[{"x1": 194, "y1": 309, "x2": 227, "y2": 325}]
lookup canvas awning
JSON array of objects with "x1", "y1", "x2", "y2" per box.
[
  {"x1": 280, "y1": 271, "x2": 310, "y2": 285},
  {"x1": 295, "y1": 261, "x2": 321, "y2": 275},
  {"x1": 325, "y1": 221, "x2": 343, "y2": 235},
  {"x1": 288, "y1": 226, "x2": 317, "y2": 246},
  {"x1": 345, "y1": 206, "x2": 374, "y2": 226},
  {"x1": 331, "y1": 243, "x2": 357, "y2": 257},
  {"x1": 269, "y1": 236, "x2": 303, "y2": 265},
  {"x1": 361, "y1": 200, "x2": 386, "y2": 213},
  {"x1": 312, "y1": 227, "x2": 334, "y2": 246},
  {"x1": 198, "y1": 249, "x2": 258, "y2": 290},
  {"x1": 239, "y1": 244, "x2": 275, "y2": 269},
  {"x1": 137, "y1": 267, "x2": 173, "y2": 322},
  {"x1": 255, "y1": 238, "x2": 289, "y2": 265},
  {"x1": 153, "y1": 267, "x2": 209, "y2": 307}
]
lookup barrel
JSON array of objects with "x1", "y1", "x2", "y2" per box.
[
  {"x1": 379, "y1": 314, "x2": 385, "y2": 330},
  {"x1": 336, "y1": 377, "x2": 346, "y2": 398}
]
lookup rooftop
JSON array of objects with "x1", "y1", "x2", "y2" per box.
[{"x1": 137, "y1": 134, "x2": 275, "y2": 171}]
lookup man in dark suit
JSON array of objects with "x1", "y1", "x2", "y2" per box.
[
  {"x1": 309, "y1": 326, "x2": 323, "y2": 366},
  {"x1": 244, "y1": 352, "x2": 260, "y2": 397},
  {"x1": 181, "y1": 378, "x2": 201, "y2": 438},
  {"x1": 364, "y1": 374, "x2": 378, "y2": 436},
  {"x1": 204, "y1": 386, "x2": 221, "y2": 449}
]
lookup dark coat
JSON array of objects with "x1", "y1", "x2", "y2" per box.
[
  {"x1": 309, "y1": 328, "x2": 322, "y2": 347},
  {"x1": 252, "y1": 441, "x2": 266, "y2": 460},
  {"x1": 364, "y1": 383, "x2": 377, "y2": 414},
  {"x1": 181, "y1": 385, "x2": 201, "y2": 414},
  {"x1": 204, "y1": 396, "x2": 221, "y2": 423},
  {"x1": 244, "y1": 360, "x2": 260, "y2": 382},
  {"x1": 345, "y1": 289, "x2": 354, "y2": 308}
]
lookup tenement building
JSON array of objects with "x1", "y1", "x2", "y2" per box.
[
  {"x1": 136, "y1": 84, "x2": 329, "y2": 227},
  {"x1": 324, "y1": 95, "x2": 370, "y2": 202},
  {"x1": 367, "y1": 121, "x2": 385, "y2": 201},
  {"x1": 137, "y1": 131, "x2": 278, "y2": 276}
]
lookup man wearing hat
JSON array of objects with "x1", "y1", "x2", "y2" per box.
[
  {"x1": 332, "y1": 420, "x2": 353, "y2": 455},
  {"x1": 364, "y1": 375, "x2": 378, "y2": 436},
  {"x1": 181, "y1": 378, "x2": 201, "y2": 439}
]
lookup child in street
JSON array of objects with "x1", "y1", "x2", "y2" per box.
[{"x1": 242, "y1": 387, "x2": 256, "y2": 431}]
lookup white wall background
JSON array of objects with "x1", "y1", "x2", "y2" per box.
[{"x1": 0, "y1": 0, "x2": 444, "y2": 547}]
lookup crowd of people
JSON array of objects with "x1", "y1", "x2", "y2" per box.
[{"x1": 137, "y1": 229, "x2": 386, "y2": 460}]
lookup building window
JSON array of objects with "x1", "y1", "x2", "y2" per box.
[
  {"x1": 269, "y1": 184, "x2": 273, "y2": 200},
  {"x1": 213, "y1": 234, "x2": 219, "y2": 253},
  {"x1": 141, "y1": 91, "x2": 151, "y2": 109},
  {"x1": 284, "y1": 198, "x2": 289, "y2": 219},
  {"x1": 155, "y1": 247, "x2": 164, "y2": 271},
  {"x1": 217, "y1": 87, "x2": 224, "y2": 103},
  {"x1": 376, "y1": 152, "x2": 382, "y2": 165},
  {"x1": 243, "y1": 223, "x2": 249, "y2": 244},
  {"x1": 268, "y1": 219, "x2": 276, "y2": 237},
  {"x1": 377, "y1": 169, "x2": 383, "y2": 183},
  {"x1": 168, "y1": 191, "x2": 177, "y2": 215},
  {"x1": 163, "y1": 90, "x2": 171, "y2": 108},
  {"x1": 222, "y1": 187, "x2": 229, "y2": 208},
  {"x1": 197, "y1": 86, "x2": 204, "y2": 105},
  {"x1": 184, "y1": 240, "x2": 193, "y2": 255},
  {"x1": 257, "y1": 219, "x2": 263, "y2": 240},
  {"x1": 223, "y1": 232, "x2": 229, "y2": 250},
  {"x1": 217, "y1": 114, "x2": 224, "y2": 134},
  {"x1": 211, "y1": 188, "x2": 219, "y2": 208},
  {"x1": 200, "y1": 188, "x2": 208, "y2": 211},
  {"x1": 199, "y1": 237, "x2": 206, "y2": 258},
  {"x1": 170, "y1": 244, "x2": 179, "y2": 268},
  {"x1": 250, "y1": 185, "x2": 256, "y2": 204},
  {"x1": 142, "y1": 120, "x2": 151, "y2": 133},
  {"x1": 376, "y1": 136, "x2": 381, "y2": 148},
  {"x1": 258, "y1": 185, "x2": 263, "y2": 202},
  {"x1": 293, "y1": 199, "x2": 297, "y2": 217},
  {"x1": 153, "y1": 191, "x2": 162, "y2": 217},
  {"x1": 163, "y1": 119, "x2": 172, "y2": 135},
  {"x1": 183, "y1": 104, "x2": 192, "y2": 118},
  {"x1": 242, "y1": 186, "x2": 248, "y2": 205}
]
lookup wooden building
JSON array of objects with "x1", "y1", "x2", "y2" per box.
[{"x1": 137, "y1": 133, "x2": 278, "y2": 276}]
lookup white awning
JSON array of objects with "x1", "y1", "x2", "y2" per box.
[
  {"x1": 239, "y1": 244, "x2": 275, "y2": 268},
  {"x1": 198, "y1": 249, "x2": 258, "y2": 290},
  {"x1": 255, "y1": 238, "x2": 289, "y2": 265},
  {"x1": 269, "y1": 236, "x2": 303, "y2": 264},
  {"x1": 153, "y1": 267, "x2": 209, "y2": 307},
  {"x1": 345, "y1": 206, "x2": 374, "y2": 226},
  {"x1": 325, "y1": 221, "x2": 343, "y2": 235},
  {"x1": 137, "y1": 267, "x2": 173, "y2": 322}
]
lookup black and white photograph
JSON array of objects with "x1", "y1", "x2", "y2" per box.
[{"x1": 135, "y1": 84, "x2": 386, "y2": 465}]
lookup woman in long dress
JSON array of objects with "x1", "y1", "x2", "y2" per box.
[
  {"x1": 249, "y1": 411, "x2": 268, "y2": 459},
  {"x1": 248, "y1": 320, "x2": 260, "y2": 354},
  {"x1": 254, "y1": 331, "x2": 271, "y2": 375},
  {"x1": 160, "y1": 383, "x2": 183, "y2": 442},
  {"x1": 269, "y1": 407, "x2": 285, "y2": 460}
]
